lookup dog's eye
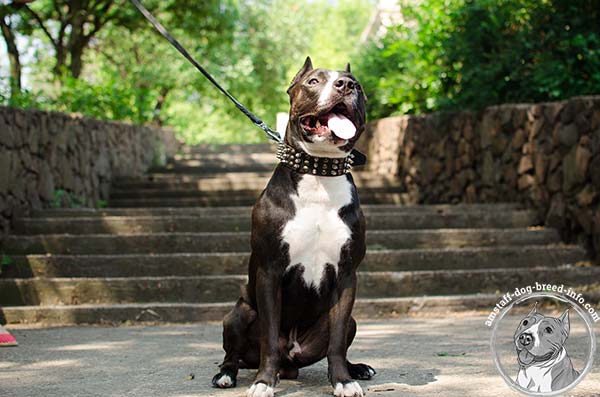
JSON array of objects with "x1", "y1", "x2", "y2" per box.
[
  {"x1": 522, "y1": 320, "x2": 528, "y2": 326},
  {"x1": 307, "y1": 78, "x2": 319, "y2": 85},
  {"x1": 545, "y1": 327, "x2": 553, "y2": 334}
]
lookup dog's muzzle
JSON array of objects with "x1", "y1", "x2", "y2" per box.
[{"x1": 518, "y1": 332, "x2": 533, "y2": 347}]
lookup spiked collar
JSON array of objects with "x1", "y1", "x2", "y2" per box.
[{"x1": 276, "y1": 143, "x2": 366, "y2": 177}]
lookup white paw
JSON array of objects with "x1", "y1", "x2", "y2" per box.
[
  {"x1": 333, "y1": 381, "x2": 364, "y2": 397},
  {"x1": 215, "y1": 374, "x2": 233, "y2": 388},
  {"x1": 246, "y1": 383, "x2": 275, "y2": 397},
  {"x1": 368, "y1": 368, "x2": 376, "y2": 377}
]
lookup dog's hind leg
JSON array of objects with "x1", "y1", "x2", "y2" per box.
[
  {"x1": 345, "y1": 317, "x2": 376, "y2": 380},
  {"x1": 212, "y1": 295, "x2": 257, "y2": 389}
]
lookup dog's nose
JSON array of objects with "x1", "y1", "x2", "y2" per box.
[
  {"x1": 333, "y1": 76, "x2": 355, "y2": 94},
  {"x1": 519, "y1": 333, "x2": 533, "y2": 346}
]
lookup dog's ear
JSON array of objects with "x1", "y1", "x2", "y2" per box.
[
  {"x1": 526, "y1": 302, "x2": 538, "y2": 317},
  {"x1": 558, "y1": 309, "x2": 570, "y2": 336},
  {"x1": 287, "y1": 57, "x2": 313, "y2": 93},
  {"x1": 345, "y1": 63, "x2": 351, "y2": 73}
]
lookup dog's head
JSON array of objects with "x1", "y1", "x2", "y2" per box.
[
  {"x1": 514, "y1": 303, "x2": 570, "y2": 366},
  {"x1": 285, "y1": 57, "x2": 367, "y2": 158}
]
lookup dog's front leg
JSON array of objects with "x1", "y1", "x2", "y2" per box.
[
  {"x1": 328, "y1": 274, "x2": 363, "y2": 397},
  {"x1": 247, "y1": 268, "x2": 281, "y2": 397}
]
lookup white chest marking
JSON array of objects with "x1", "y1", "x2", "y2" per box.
[
  {"x1": 516, "y1": 348, "x2": 567, "y2": 392},
  {"x1": 281, "y1": 174, "x2": 353, "y2": 290}
]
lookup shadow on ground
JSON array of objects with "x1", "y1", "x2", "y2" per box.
[{"x1": 0, "y1": 316, "x2": 598, "y2": 397}]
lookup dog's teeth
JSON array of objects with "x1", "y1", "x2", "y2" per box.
[{"x1": 316, "y1": 120, "x2": 321, "y2": 128}]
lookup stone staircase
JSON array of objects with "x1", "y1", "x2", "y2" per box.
[{"x1": 0, "y1": 143, "x2": 596, "y2": 325}]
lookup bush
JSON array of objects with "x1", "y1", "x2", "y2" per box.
[{"x1": 356, "y1": 0, "x2": 600, "y2": 120}]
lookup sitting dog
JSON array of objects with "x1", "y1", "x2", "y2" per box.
[
  {"x1": 514, "y1": 303, "x2": 580, "y2": 392},
  {"x1": 211, "y1": 57, "x2": 375, "y2": 397}
]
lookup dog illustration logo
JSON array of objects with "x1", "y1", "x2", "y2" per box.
[{"x1": 514, "y1": 303, "x2": 580, "y2": 392}]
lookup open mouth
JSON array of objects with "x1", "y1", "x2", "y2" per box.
[
  {"x1": 300, "y1": 103, "x2": 357, "y2": 140},
  {"x1": 517, "y1": 348, "x2": 536, "y2": 365}
]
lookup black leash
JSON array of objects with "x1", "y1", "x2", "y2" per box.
[
  {"x1": 129, "y1": 0, "x2": 282, "y2": 143},
  {"x1": 130, "y1": 0, "x2": 367, "y2": 169}
]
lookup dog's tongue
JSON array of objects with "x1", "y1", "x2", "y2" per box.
[
  {"x1": 518, "y1": 349, "x2": 535, "y2": 365},
  {"x1": 327, "y1": 113, "x2": 356, "y2": 140}
]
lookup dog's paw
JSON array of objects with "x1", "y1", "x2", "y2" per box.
[
  {"x1": 333, "y1": 381, "x2": 364, "y2": 397},
  {"x1": 246, "y1": 382, "x2": 275, "y2": 397},
  {"x1": 348, "y1": 362, "x2": 376, "y2": 380},
  {"x1": 212, "y1": 371, "x2": 236, "y2": 388}
]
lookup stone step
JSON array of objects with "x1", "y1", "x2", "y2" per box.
[
  {"x1": 149, "y1": 163, "x2": 277, "y2": 174},
  {"x1": 0, "y1": 265, "x2": 597, "y2": 306},
  {"x1": 0, "y1": 294, "x2": 506, "y2": 325},
  {"x1": 115, "y1": 171, "x2": 273, "y2": 184},
  {"x1": 113, "y1": 171, "x2": 391, "y2": 186},
  {"x1": 171, "y1": 151, "x2": 276, "y2": 163},
  {"x1": 108, "y1": 191, "x2": 415, "y2": 207},
  {"x1": 163, "y1": 153, "x2": 278, "y2": 170},
  {"x1": 2, "y1": 245, "x2": 587, "y2": 278},
  {"x1": 30, "y1": 203, "x2": 525, "y2": 218},
  {"x1": 5, "y1": 290, "x2": 600, "y2": 325},
  {"x1": 109, "y1": 184, "x2": 407, "y2": 200},
  {"x1": 181, "y1": 143, "x2": 276, "y2": 155},
  {"x1": 111, "y1": 174, "x2": 403, "y2": 192},
  {"x1": 115, "y1": 170, "x2": 388, "y2": 181},
  {"x1": 14, "y1": 210, "x2": 540, "y2": 234},
  {"x1": 109, "y1": 188, "x2": 273, "y2": 199},
  {"x1": 153, "y1": 144, "x2": 278, "y2": 173},
  {"x1": 2, "y1": 228, "x2": 560, "y2": 255}
]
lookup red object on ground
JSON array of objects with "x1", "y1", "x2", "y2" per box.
[{"x1": 0, "y1": 325, "x2": 18, "y2": 347}]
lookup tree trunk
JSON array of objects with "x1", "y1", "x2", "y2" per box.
[
  {"x1": 0, "y1": 13, "x2": 22, "y2": 98},
  {"x1": 53, "y1": 46, "x2": 67, "y2": 77},
  {"x1": 68, "y1": 41, "x2": 86, "y2": 79},
  {"x1": 65, "y1": 10, "x2": 87, "y2": 79},
  {"x1": 152, "y1": 87, "x2": 170, "y2": 126},
  {"x1": 24, "y1": 0, "x2": 117, "y2": 81}
]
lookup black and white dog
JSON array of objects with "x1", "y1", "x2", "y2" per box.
[
  {"x1": 515, "y1": 304, "x2": 580, "y2": 392},
  {"x1": 212, "y1": 57, "x2": 374, "y2": 397}
]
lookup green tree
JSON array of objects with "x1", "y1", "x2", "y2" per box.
[
  {"x1": 310, "y1": 0, "x2": 374, "y2": 69},
  {"x1": 21, "y1": 0, "x2": 138, "y2": 78},
  {"x1": 356, "y1": 0, "x2": 600, "y2": 120},
  {"x1": 0, "y1": 4, "x2": 23, "y2": 98},
  {"x1": 2, "y1": 0, "x2": 375, "y2": 143},
  {"x1": 443, "y1": 0, "x2": 600, "y2": 107}
]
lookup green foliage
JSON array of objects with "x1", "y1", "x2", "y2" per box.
[
  {"x1": 0, "y1": 253, "x2": 12, "y2": 275},
  {"x1": 163, "y1": 0, "x2": 373, "y2": 144},
  {"x1": 51, "y1": 190, "x2": 85, "y2": 209},
  {"x1": 1, "y1": 254, "x2": 12, "y2": 266},
  {"x1": 0, "y1": 0, "x2": 373, "y2": 144},
  {"x1": 53, "y1": 76, "x2": 153, "y2": 122},
  {"x1": 355, "y1": 0, "x2": 462, "y2": 118},
  {"x1": 356, "y1": 0, "x2": 600, "y2": 120},
  {"x1": 0, "y1": 77, "x2": 46, "y2": 108},
  {"x1": 5, "y1": 0, "x2": 598, "y2": 138}
]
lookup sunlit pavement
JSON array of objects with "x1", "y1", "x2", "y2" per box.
[{"x1": 1, "y1": 316, "x2": 599, "y2": 397}]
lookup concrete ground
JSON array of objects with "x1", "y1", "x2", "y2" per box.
[{"x1": 1, "y1": 315, "x2": 599, "y2": 397}]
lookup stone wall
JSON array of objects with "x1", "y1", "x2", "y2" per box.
[
  {"x1": 0, "y1": 107, "x2": 179, "y2": 233},
  {"x1": 359, "y1": 96, "x2": 600, "y2": 259}
]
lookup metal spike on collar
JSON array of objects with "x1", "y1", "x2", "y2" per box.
[{"x1": 276, "y1": 144, "x2": 352, "y2": 177}]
